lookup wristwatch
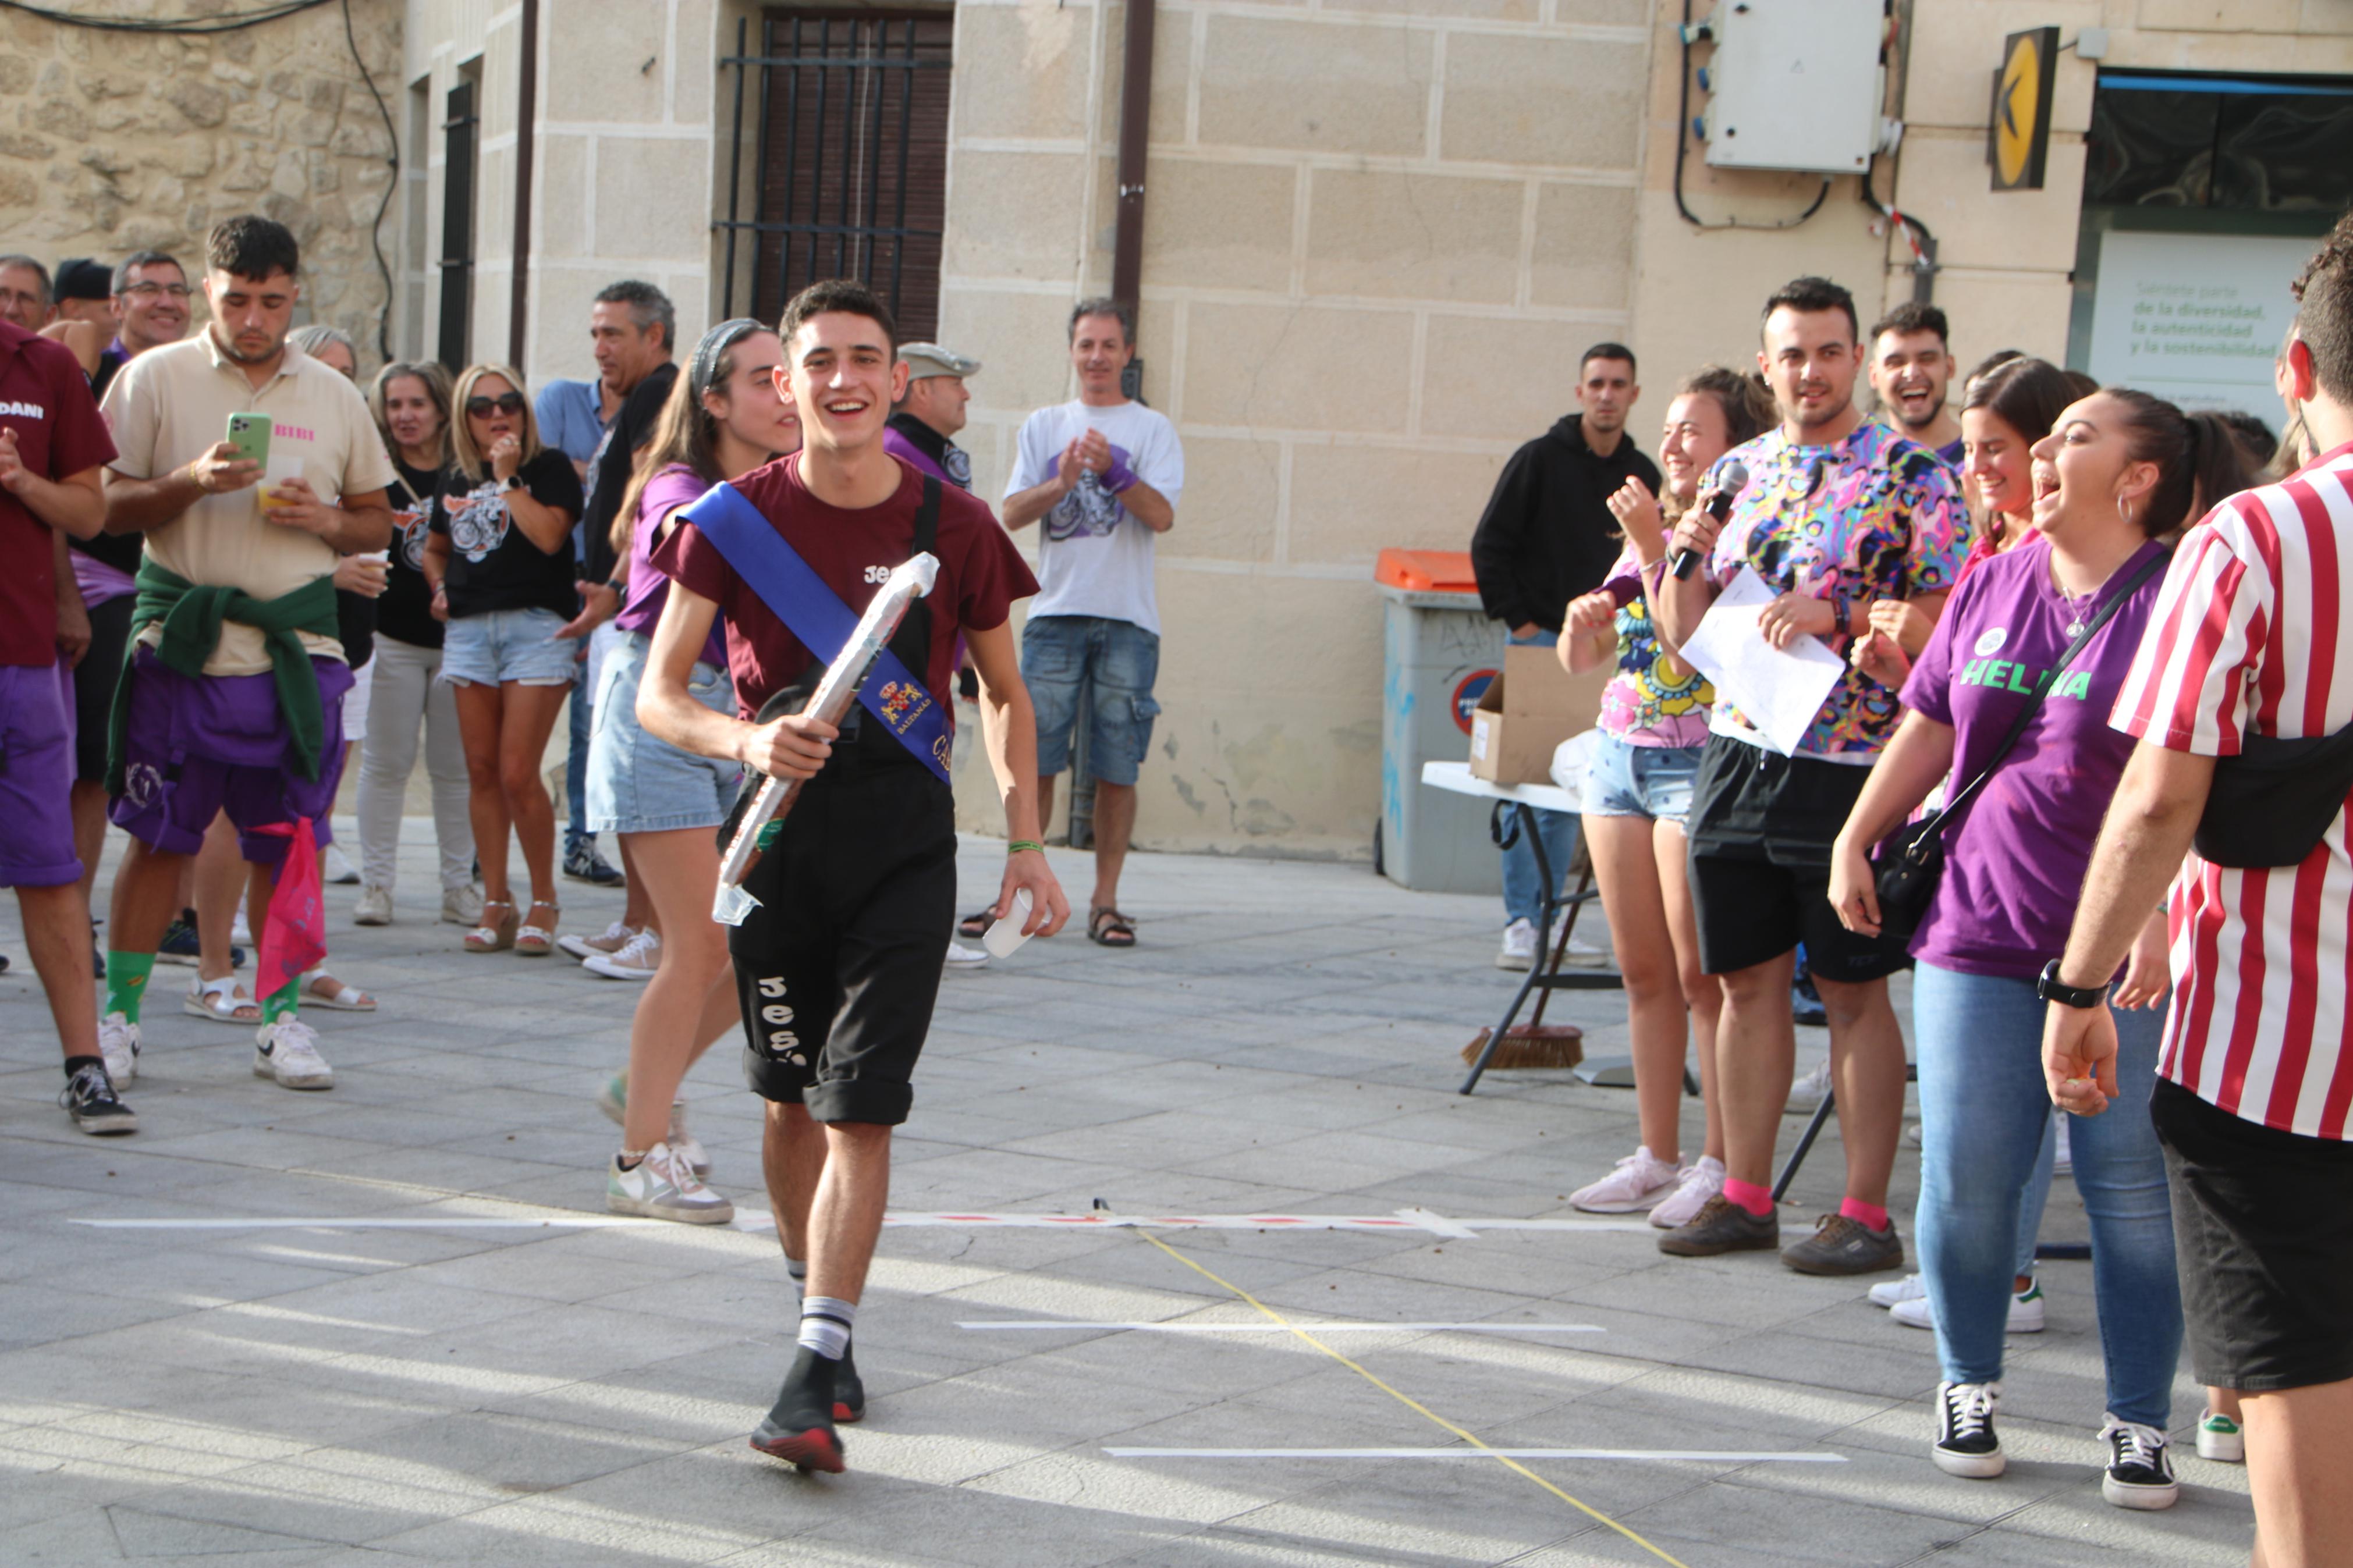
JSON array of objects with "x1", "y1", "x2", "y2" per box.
[
  {"x1": 2038, "y1": 958, "x2": 2106, "y2": 1009},
  {"x1": 500, "y1": 474, "x2": 524, "y2": 493}
]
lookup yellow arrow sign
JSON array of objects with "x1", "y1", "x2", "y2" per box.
[{"x1": 1992, "y1": 27, "x2": 2057, "y2": 191}]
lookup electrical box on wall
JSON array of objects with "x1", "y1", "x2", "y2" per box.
[{"x1": 1699, "y1": 0, "x2": 1887, "y2": 175}]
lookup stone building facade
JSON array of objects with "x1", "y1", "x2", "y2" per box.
[{"x1": 0, "y1": 2, "x2": 402, "y2": 356}]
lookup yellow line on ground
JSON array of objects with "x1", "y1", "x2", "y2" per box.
[{"x1": 1133, "y1": 1228, "x2": 1695, "y2": 1568}]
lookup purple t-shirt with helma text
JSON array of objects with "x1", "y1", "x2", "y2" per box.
[{"x1": 1898, "y1": 536, "x2": 2170, "y2": 980}]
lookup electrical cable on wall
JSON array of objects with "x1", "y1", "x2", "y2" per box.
[
  {"x1": 9, "y1": 0, "x2": 403, "y2": 360},
  {"x1": 1673, "y1": 0, "x2": 1832, "y2": 232}
]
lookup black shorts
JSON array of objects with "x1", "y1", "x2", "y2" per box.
[
  {"x1": 2152, "y1": 1078, "x2": 2353, "y2": 1393},
  {"x1": 730, "y1": 758, "x2": 956, "y2": 1126},
  {"x1": 72, "y1": 594, "x2": 135, "y2": 784},
  {"x1": 1684, "y1": 733, "x2": 1911, "y2": 983}
]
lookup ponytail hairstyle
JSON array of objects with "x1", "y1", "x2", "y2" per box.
[
  {"x1": 2103, "y1": 389, "x2": 2258, "y2": 538},
  {"x1": 609, "y1": 317, "x2": 765, "y2": 560},
  {"x1": 1660, "y1": 365, "x2": 1777, "y2": 524}
]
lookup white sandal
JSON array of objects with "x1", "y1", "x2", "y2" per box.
[
  {"x1": 300, "y1": 970, "x2": 376, "y2": 1012},
  {"x1": 184, "y1": 974, "x2": 261, "y2": 1024}
]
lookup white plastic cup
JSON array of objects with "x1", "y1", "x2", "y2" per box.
[{"x1": 981, "y1": 888, "x2": 1035, "y2": 958}]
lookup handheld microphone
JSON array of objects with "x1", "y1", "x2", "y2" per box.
[{"x1": 1671, "y1": 460, "x2": 1749, "y2": 581}]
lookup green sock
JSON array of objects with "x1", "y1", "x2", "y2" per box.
[
  {"x1": 261, "y1": 979, "x2": 300, "y2": 1024},
  {"x1": 103, "y1": 951, "x2": 155, "y2": 1023}
]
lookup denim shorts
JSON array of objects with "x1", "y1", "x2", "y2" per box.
[
  {"x1": 585, "y1": 631, "x2": 743, "y2": 835},
  {"x1": 1022, "y1": 614, "x2": 1160, "y2": 786},
  {"x1": 1582, "y1": 733, "x2": 1701, "y2": 822},
  {"x1": 440, "y1": 606, "x2": 577, "y2": 687}
]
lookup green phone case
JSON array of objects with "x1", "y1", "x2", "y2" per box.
[{"x1": 226, "y1": 412, "x2": 271, "y2": 469}]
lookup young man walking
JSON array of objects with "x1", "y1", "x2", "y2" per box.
[
  {"x1": 95, "y1": 215, "x2": 396, "y2": 1091},
  {"x1": 640, "y1": 279, "x2": 1067, "y2": 1474},
  {"x1": 1654, "y1": 276, "x2": 1968, "y2": 1275},
  {"x1": 998, "y1": 298, "x2": 1182, "y2": 948},
  {"x1": 2046, "y1": 219, "x2": 2353, "y2": 1568},
  {"x1": 0, "y1": 307, "x2": 135, "y2": 1133}
]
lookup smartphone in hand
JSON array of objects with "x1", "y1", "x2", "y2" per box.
[{"x1": 226, "y1": 412, "x2": 271, "y2": 470}]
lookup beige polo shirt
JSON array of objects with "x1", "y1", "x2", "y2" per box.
[{"x1": 101, "y1": 332, "x2": 398, "y2": 675}]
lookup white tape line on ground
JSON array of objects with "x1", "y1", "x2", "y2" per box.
[
  {"x1": 1105, "y1": 1448, "x2": 1846, "y2": 1463},
  {"x1": 70, "y1": 1217, "x2": 670, "y2": 1230},
  {"x1": 960, "y1": 1321, "x2": 1605, "y2": 1334},
  {"x1": 72, "y1": 1210, "x2": 1658, "y2": 1236}
]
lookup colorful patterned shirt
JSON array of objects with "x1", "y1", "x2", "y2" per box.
[
  {"x1": 1702, "y1": 420, "x2": 1969, "y2": 758},
  {"x1": 1599, "y1": 536, "x2": 1712, "y2": 746}
]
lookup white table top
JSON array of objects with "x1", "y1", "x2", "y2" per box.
[{"x1": 1420, "y1": 759, "x2": 1579, "y2": 814}]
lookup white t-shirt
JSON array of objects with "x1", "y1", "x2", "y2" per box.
[{"x1": 1004, "y1": 398, "x2": 1183, "y2": 636}]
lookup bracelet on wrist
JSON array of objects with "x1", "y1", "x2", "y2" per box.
[{"x1": 1007, "y1": 839, "x2": 1044, "y2": 855}]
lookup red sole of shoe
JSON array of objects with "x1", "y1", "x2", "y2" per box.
[
  {"x1": 833, "y1": 1403, "x2": 863, "y2": 1424},
  {"x1": 750, "y1": 1428, "x2": 844, "y2": 1473}
]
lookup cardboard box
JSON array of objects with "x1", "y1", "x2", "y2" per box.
[{"x1": 1467, "y1": 643, "x2": 1607, "y2": 784}]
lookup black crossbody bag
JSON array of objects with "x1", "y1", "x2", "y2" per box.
[
  {"x1": 1874, "y1": 549, "x2": 2171, "y2": 943},
  {"x1": 2194, "y1": 726, "x2": 2353, "y2": 867}
]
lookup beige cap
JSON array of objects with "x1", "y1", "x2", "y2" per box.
[{"x1": 898, "y1": 342, "x2": 980, "y2": 381}]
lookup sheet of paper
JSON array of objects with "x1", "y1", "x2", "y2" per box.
[{"x1": 1677, "y1": 568, "x2": 1847, "y2": 756}]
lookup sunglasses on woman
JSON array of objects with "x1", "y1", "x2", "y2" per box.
[{"x1": 466, "y1": 392, "x2": 526, "y2": 417}]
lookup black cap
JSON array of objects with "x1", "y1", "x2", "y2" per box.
[{"x1": 54, "y1": 258, "x2": 112, "y2": 302}]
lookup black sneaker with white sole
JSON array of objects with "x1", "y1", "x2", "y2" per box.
[
  {"x1": 60, "y1": 1064, "x2": 137, "y2": 1136},
  {"x1": 2100, "y1": 1417, "x2": 2178, "y2": 1509},
  {"x1": 1932, "y1": 1380, "x2": 2004, "y2": 1478}
]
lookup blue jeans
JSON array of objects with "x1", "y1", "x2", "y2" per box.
[
  {"x1": 1913, "y1": 961, "x2": 2180, "y2": 1425},
  {"x1": 1500, "y1": 630, "x2": 1578, "y2": 927},
  {"x1": 565, "y1": 649, "x2": 591, "y2": 851},
  {"x1": 1022, "y1": 615, "x2": 1160, "y2": 787}
]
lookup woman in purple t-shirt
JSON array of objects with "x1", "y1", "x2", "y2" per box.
[
  {"x1": 583, "y1": 319, "x2": 800, "y2": 1225},
  {"x1": 1557, "y1": 367, "x2": 1772, "y2": 1227},
  {"x1": 1828, "y1": 392, "x2": 2251, "y2": 1502}
]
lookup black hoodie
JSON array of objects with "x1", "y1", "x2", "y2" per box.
[{"x1": 1468, "y1": 414, "x2": 1661, "y2": 634}]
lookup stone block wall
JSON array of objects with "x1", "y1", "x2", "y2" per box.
[{"x1": 0, "y1": 2, "x2": 403, "y2": 363}]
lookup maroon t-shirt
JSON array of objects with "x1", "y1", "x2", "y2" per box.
[
  {"x1": 0, "y1": 320, "x2": 118, "y2": 667},
  {"x1": 652, "y1": 451, "x2": 1037, "y2": 721}
]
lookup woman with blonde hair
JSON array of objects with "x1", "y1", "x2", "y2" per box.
[
  {"x1": 590, "y1": 318, "x2": 800, "y2": 1222},
  {"x1": 421, "y1": 363, "x2": 585, "y2": 955},
  {"x1": 353, "y1": 361, "x2": 478, "y2": 927}
]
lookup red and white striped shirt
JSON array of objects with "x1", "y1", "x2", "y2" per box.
[{"x1": 2111, "y1": 442, "x2": 2353, "y2": 1139}]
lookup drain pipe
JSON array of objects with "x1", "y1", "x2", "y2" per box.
[
  {"x1": 507, "y1": 0, "x2": 539, "y2": 368},
  {"x1": 1110, "y1": 0, "x2": 1154, "y2": 389}
]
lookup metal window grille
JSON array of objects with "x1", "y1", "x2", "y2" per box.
[
  {"x1": 715, "y1": 10, "x2": 953, "y2": 336},
  {"x1": 437, "y1": 77, "x2": 478, "y2": 373}
]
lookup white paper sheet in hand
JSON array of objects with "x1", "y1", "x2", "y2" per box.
[{"x1": 1677, "y1": 568, "x2": 1847, "y2": 756}]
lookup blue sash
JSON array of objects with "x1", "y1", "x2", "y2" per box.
[{"x1": 680, "y1": 479, "x2": 951, "y2": 784}]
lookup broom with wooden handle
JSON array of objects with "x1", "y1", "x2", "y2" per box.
[{"x1": 1459, "y1": 875, "x2": 1595, "y2": 1071}]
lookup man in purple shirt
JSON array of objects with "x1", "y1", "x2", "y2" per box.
[{"x1": 883, "y1": 343, "x2": 978, "y2": 490}]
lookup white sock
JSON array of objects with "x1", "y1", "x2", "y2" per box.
[{"x1": 798, "y1": 1296, "x2": 854, "y2": 1360}]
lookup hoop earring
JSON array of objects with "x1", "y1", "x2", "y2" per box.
[{"x1": 2120, "y1": 496, "x2": 2136, "y2": 533}]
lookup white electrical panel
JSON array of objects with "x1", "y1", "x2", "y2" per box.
[{"x1": 1701, "y1": 0, "x2": 1887, "y2": 175}]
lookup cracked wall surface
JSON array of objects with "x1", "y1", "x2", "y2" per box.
[{"x1": 0, "y1": 3, "x2": 402, "y2": 367}]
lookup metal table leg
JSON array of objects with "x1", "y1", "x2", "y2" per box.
[{"x1": 1459, "y1": 802, "x2": 1622, "y2": 1096}]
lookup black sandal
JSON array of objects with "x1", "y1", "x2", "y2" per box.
[
  {"x1": 1087, "y1": 907, "x2": 1137, "y2": 948},
  {"x1": 956, "y1": 908, "x2": 994, "y2": 939}
]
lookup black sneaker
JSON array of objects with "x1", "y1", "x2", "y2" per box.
[
  {"x1": 155, "y1": 912, "x2": 201, "y2": 965},
  {"x1": 1781, "y1": 1213, "x2": 1904, "y2": 1276},
  {"x1": 1658, "y1": 1194, "x2": 1780, "y2": 1257},
  {"x1": 563, "y1": 842, "x2": 626, "y2": 887},
  {"x1": 1931, "y1": 1381, "x2": 2003, "y2": 1478},
  {"x1": 2100, "y1": 1417, "x2": 2178, "y2": 1510},
  {"x1": 833, "y1": 1340, "x2": 865, "y2": 1424},
  {"x1": 60, "y1": 1064, "x2": 137, "y2": 1136},
  {"x1": 750, "y1": 1347, "x2": 844, "y2": 1473}
]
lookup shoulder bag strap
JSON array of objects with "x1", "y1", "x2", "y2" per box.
[{"x1": 1932, "y1": 547, "x2": 2171, "y2": 831}]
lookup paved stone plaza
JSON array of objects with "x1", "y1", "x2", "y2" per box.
[{"x1": 0, "y1": 827, "x2": 2252, "y2": 1566}]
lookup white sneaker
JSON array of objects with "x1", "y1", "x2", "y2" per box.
[
  {"x1": 1496, "y1": 919, "x2": 1538, "y2": 970},
  {"x1": 321, "y1": 843, "x2": 360, "y2": 886},
  {"x1": 559, "y1": 919, "x2": 637, "y2": 962},
  {"x1": 253, "y1": 1017, "x2": 334, "y2": 1090},
  {"x1": 441, "y1": 884, "x2": 485, "y2": 927},
  {"x1": 230, "y1": 908, "x2": 253, "y2": 945},
  {"x1": 354, "y1": 885, "x2": 393, "y2": 926},
  {"x1": 2195, "y1": 1408, "x2": 2245, "y2": 1463},
  {"x1": 1890, "y1": 1279, "x2": 2046, "y2": 1334},
  {"x1": 945, "y1": 940, "x2": 990, "y2": 972},
  {"x1": 1569, "y1": 1147, "x2": 1681, "y2": 1213},
  {"x1": 1556, "y1": 933, "x2": 1612, "y2": 969},
  {"x1": 583, "y1": 927, "x2": 661, "y2": 980},
  {"x1": 1786, "y1": 1057, "x2": 1833, "y2": 1114},
  {"x1": 607, "y1": 1142, "x2": 733, "y2": 1224},
  {"x1": 99, "y1": 1011, "x2": 140, "y2": 1085},
  {"x1": 1649, "y1": 1155, "x2": 1724, "y2": 1229},
  {"x1": 2053, "y1": 1114, "x2": 2073, "y2": 1175},
  {"x1": 1869, "y1": 1271, "x2": 1928, "y2": 1308}
]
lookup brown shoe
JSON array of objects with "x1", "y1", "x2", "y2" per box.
[
  {"x1": 1656, "y1": 1194, "x2": 1780, "y2": 1257},
  {"x1": 1781, "y1": 1213, "x2": 1904, "y2": 1276}
]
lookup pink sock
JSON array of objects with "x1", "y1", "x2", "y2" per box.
[
  {"x1": 1722, "y1": 1178, "x2": 1774, "y2": 1218},
  {"x1": 1840, "y1": 1197, "x2": 1890, "y2": 1232}
]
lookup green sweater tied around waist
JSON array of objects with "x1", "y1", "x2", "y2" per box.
[{"x1": 104, "y1": 558, "x2": 342, "y2": 798}]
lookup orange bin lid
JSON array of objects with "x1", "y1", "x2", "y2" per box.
[{"x1": 1375, "y1": 548, "x2": 1479, "y2": 595}]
